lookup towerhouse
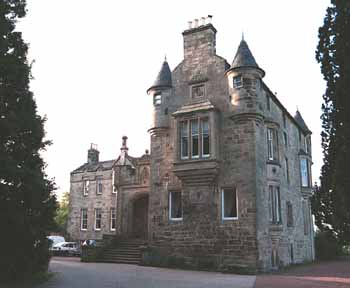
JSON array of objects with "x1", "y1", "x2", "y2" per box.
[{"x1": 67, "y1": 18, "x2": 314, "y2": 271}]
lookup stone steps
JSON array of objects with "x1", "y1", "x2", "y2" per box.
[{"x1": 97, "y1": 238, "x2": 146, "y2": 265}]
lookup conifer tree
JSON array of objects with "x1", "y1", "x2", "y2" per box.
[
  {"x1": 313, "y1": 0, "x2": 350, "y2": 245},
  {"x1": 0, "y1": 0, "x2": 57, "y2": 280}
]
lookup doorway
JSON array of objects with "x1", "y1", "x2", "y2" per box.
[{"x1": 132, "y1": 195, "x2": 149, "y2": 239}]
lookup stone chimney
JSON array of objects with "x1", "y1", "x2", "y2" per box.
[
  {"x1": 87, "y1": 143, "x2": 99, "y2": 164},
  {"x1": 182, "y1": 15, "x2": 216, "y2": 59}
]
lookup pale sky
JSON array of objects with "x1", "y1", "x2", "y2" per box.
[{"x1": 18, "y1": 0, "x2": 329, "y2": 199}]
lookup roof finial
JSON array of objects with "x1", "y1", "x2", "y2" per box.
[
  {"x1": 242, "y1": 31, "x2": 244, "y2": 41},
  {"x1": 296, "y1": 105, "x2": 299, "y2": 111},
  {"x1": 164, "y1": 54, "x2": 167, "y2": 62}
]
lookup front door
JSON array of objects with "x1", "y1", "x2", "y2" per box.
[{"x1": 132, "y1": 195, "x2": 148, "y2": 239}]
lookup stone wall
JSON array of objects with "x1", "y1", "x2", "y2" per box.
[{"x1": 67, "y1": 168, "x2": 116, "y2": 241}]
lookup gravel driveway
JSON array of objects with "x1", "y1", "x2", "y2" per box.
[{"x1": 37, "y1": 257, "x2": 256, "y2": 288}]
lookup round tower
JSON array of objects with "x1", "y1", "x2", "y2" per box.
[
  {"x1": 225, "y1": 39, "x2": 265, "y2": 119},
  {"x1": 147, "y1": 58, "x2": 172, "y2": 131}
]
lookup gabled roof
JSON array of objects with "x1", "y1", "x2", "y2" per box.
[
  {"x1": 294, "y1": 110, "x2": 311, "y2": 135},
  {"x1": 71, "y1": 159, "x2": 116, "y2": 174},
  {"x1": 147, "y1": 60, "x2": 172, "y2": 93}
]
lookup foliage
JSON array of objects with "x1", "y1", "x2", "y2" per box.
[
  {"x1": 313, "y1": 0, "x2": 350, "y2": 245},
  {"x1": 0, "y1": 0, "x2": 57, "y2": 281},
  {"x1": 54, "y1": 192, "x2": 69, "y2": 236},
  {"x1": 314, "y1": 230, "x2": 342, "y2": 260}
]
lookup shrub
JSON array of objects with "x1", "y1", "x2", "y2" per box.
[{"x1": 315, "y1": 230, "x2": 342, "y2": 260}]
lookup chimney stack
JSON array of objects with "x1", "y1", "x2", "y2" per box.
[{"x1": 87, "y1": 143, "x2": 99, "y2": 164}]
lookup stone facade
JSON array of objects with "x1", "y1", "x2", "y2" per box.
[{"x1": 67, "y1": 18, "x2": 314, "y2": 271}]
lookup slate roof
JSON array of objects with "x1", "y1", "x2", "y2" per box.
[
  {"x1": 72, "y1": 159, "x2": 116, "y2": 174},
  {"x1": 294, "y1": 110, "x2": 311, "y2": 134},
  {"x1": 147, "y1": 60, "x2": 172, "y2": 93},
  {"x1": 228, "y1": 39, "x2": 265, "y2": 77}
]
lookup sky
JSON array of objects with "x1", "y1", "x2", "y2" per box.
[{"x1": 18, "y1": 0, "x2": 330, "y2": 199}]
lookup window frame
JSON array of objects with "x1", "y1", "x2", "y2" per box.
[
  {"x1": 286, "y1": 201, "x2": 293, "y2": 227},
  {"x1": 83, "y1": 180, "x2": 89, "y2": 196},
  {"x1": 233, "y1": 75, "x2": 243, "y2": 88},
  {"x1": 153, "y1": 92, "x2": 162, "y2": 106},
  {"x1": 169, "y1": 191, "x2": 183, "y2": 221},
  {"x1": 110, "y1": 208, "x2": 116, "y2": 231},
  {"x1": 96, "y1": 179, "x2": 103, "y2": 195},
  {"x1": 267, "y1": 128, "x2": 279, "y2": 162},
  {"x1": 300, "y1": 158, "x2": 311, "y2": 187},
  {"x1": 221, "y1": 187, "x2": 238, "y2": 221},
  {"x1": 285, "y1": 157, "x2": 290, "y2": 185},
  {"x1": 179, "y1": 117, "x2": 210, "y2": 160},
  {"x1": 80, "y1": 208, "x2": 88, "y2": 231},
  {"x1": 269, "y1": 185, "x2": 281, "y2": 224},
  {"x1": 94, "y1": 208, "x2": 102, "y2": 231}
]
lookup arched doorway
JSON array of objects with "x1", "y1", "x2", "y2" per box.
[{"x1": 132, "y1": 194, "x2": 149, "y2": 239}]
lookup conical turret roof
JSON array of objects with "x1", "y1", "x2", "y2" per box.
[
  {"x1": 230, "y1": 39, "x2": 264, "y2": 76},
  {"x1": 294, "y1": 110, "x2": 311, "y2": 134},
  {"x1": 147, "y1": 59, "x2": 172, "y2": 93}
]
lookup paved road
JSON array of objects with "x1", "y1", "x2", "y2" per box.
[
  {"x1": 254, "y1": 260, "x2": 350, "y2": 288},
  {"x1": 38, "y1": 257, "x2": 256, "y2": 288}
]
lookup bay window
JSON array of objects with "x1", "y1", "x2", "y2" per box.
[{"x1": 180, "y1": 118, "x2": 210, "y2": 159}]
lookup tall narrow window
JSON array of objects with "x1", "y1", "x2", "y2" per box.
[
  {"x1": 287, "y1": 201, "x2": 293, "y2": 227},
  {"x1": 83, "y1": 180, "x2": 89, "y2": 196},
  {"x1": 153, "y1": 93, "x2": 161, "y2": 106},
  {"x1": 283, "y1": 113, "x2": 287, "y2": 128},
  {"x1": 191, "y1": 119, "x2": 199, "y2": 158},
  {"x1": 201, "y1": 119, "x2": 210, "y2": 157},
  {"x1": 267, "y1": 128, "x2": 279, "y2": 161},
  {"x1": 81, "y1": 208, "x2": 88, "y2": 230},
  {"x1": 222, "y1": 188, "x2": 238, "y2": 220},
  {"x1": 169, "y1": 191, "x2": 182, "y2": 220},
  {"x1": 269, "y1": 186, "x2": 281, "y2": 224},
  {"x1": 303, "y1": 200, "x2": 310, "y2": 235},
  {"x1": 266, "y1": 95, "x2": 271, "y2": 111},
  {"x1": 283, "y1": 132, "x2": 288, "y2": 150},
  {"x1": 300, "y1": 158, "x2": 310, "y2": 187},
  {"x1": 180, "y1": 121, "x2": 189, "y2": 159},
  {"x1": 285, "y1": 157, "x2": 290, "y2": 184},
  {"x1": 96, "y1": 180, "x2": 103, "y2": 195},
  {"x1": 233, "y1": 75, "x2": 243, "y2": 88},
  {"x1": 94, "y1": 208, "x2": 102, "y2": 231},
  {"x1": 110, "y1": 208, "x2": 116, "y2": 231}
]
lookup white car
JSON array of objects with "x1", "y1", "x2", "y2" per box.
[
  {"x1": 51, "y1": 242, "x2": 81, "y2": 256},
  {"x1": 48, "y1": 235, "x2": 65, "y2": 247}
]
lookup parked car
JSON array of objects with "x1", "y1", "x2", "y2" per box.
[
  {"x1": 48, "y1": 235, "x2": 65, "y2": 251},
  {"x1": 51, "y1": 242, "x2": 81, "y2": 256}
]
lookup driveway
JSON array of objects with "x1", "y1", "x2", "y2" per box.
[
  {"x1": 254, "y1": 260, "x2": 350, "y2": 288},
  {"x1": 38, "y1": 257, "x2": 256, "y2": 288}
]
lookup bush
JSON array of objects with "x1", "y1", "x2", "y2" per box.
[{"x1": 315, "y1": 230, "x2": 343, "y2": 260}]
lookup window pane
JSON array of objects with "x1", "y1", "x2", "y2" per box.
[
  {"x1": 275, "y1": 187, "x2": 281, "y2": 223},
  {"x1": 300, "y1": 158, "x2": 309, "y2": 187},
  {"x1": 180, "y1": 122, "x2": 188, "y2": 158},
  {"x1": 111, "y1": 208, "x2": 116, "y2": 230},
  {"x1": 153, "y1": 93, "x2": 161, "y2": 105},
  {"x1": 269, "y1": 186, "x2": 273, "y2": 222},
  {"x1": 267, "y1": 129, "x2": 273, "y2": 160},
  {"x1": 81, "y1": 209, "x2": 87, "y2": 230},
  {"x1": 201, "y1": 119, "x2": 210, "y2": 156},
  {"x1": 95, "y1": 208, "x2": 102, "y2": 230},
  {"x1": 233, "y1": 76, "x2": 243, "y2": 88},
  {"x1": 170, "y1": 192, "x2": 182, "y2": 219},
  {"x1": 191, "y1": 120, "x2": 199, "y2": 158},
  {"x1": 223, "y1": 188, "x2": 237, "y2": 218}
]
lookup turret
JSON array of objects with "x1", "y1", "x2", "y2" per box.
[
  {"x1": 87, "y1": 143, "x2": 99, "y2": 164},
  {"x1": 147, "y1": 58, "x2": 172, "y2": 131},
  {"x1": 225, "y1": 38, "x2": 265, "y2": 118}
]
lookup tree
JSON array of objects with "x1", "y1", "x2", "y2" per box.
[
  {"x1": 54, "y1": 192, "x2": 69, "y2": 236},
  {"x1": 313, "y1": 0, "x2": 350, "y2": 245},
  {"x1": 0, "y1": 0, "x2": 57, "y2": 281}
]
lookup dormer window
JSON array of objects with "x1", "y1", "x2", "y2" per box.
[
  {"x1": 233, "y1": 75, "x2": 243, "y2": 88},
  {"x1": 153, "y1": 93, "x2": 162, "y2": 106}
]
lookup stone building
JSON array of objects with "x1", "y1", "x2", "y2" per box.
[{"x1": 67, "y1": 18, "x2": 314, "y2": 271}]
